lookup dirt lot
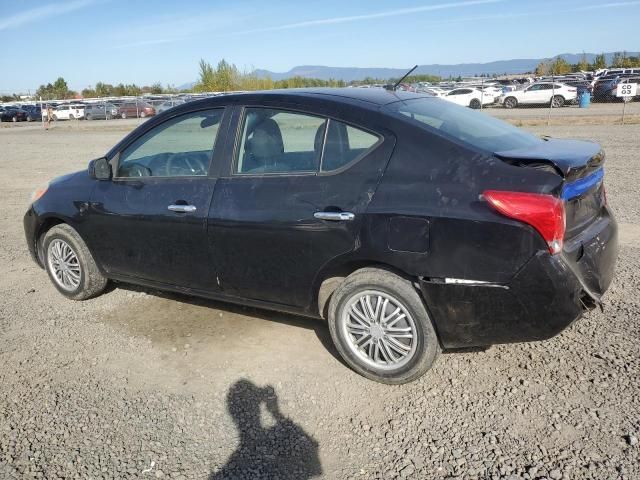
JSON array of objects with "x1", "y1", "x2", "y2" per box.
[{"x1": 0, "y1": 118, "x2": 639, "y2": 479}]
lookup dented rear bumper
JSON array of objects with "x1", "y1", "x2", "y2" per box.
[{"x1": 420, "y1": 210, "x2": 617, "y2": 348}]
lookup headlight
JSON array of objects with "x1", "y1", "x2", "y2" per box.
[{"x1": 30, "y1": 184, "x2": 49, "y2": 203}]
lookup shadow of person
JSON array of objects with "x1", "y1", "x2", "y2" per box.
[{"x1": 210, "y1": 379, "x2": 322, "y2": 480}]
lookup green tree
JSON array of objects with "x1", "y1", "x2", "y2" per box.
[
  {"x1": 593, "y1": 53, "x2": 606, "y2": 70},
  {"x1": 194, "y1": 59, "x2": 216, "y2": 92}
]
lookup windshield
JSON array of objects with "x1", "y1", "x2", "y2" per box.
[{"x1": 386, "y1": 97, "x2": 542, "y2": 152}]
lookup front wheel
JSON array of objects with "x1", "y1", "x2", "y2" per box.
[
  {"x1": 504, "y1": 97, "x2": 517, "y2": 109},
  {"x1": 328, "y1": 268, "x2": 440, "y2": 384},
  {"x1": 121, "y1": 112, "x2": 127, "y2": 119},
  {"x1": 42, "y1": 224, "x2": 108, "y2": 300},
  {"x1": 469, "y1": 98, "x2": 481, "y2": 109},
  {"x1": 551, "y1": 95, "x2": 565, "y2": 108}
]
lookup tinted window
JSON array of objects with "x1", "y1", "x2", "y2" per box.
[
  {"x1": 236, "y1": 108, "x2": 326, "y2": 174},
  {"x1": 321, "y1": 121, "x2": 380, "y2": 172},
  {"x1": 117, "y1": 109, "x2": 223, "y2": 178},
  {"x1": 387, "y1": 98, "x2": 542, "y2": 152}
]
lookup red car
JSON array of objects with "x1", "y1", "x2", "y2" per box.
[{"x1": 118, "y1": 101, "x2": 155, "y2": 119}]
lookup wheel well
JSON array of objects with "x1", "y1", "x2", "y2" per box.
[
  {"x1": 314, "y1": 261, "x2": 415, "y2": 318},
  {"x1": 35, "y1": 218, "x2": 66, "y2": 264}
]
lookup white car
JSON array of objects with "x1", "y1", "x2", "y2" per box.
[
  {"x1": 43, "y1": 104, "x2": 86, "y2": 120},
  {"x1": 499, "y1": 82, "x2": 577, "y2": 108},
  {"x1": 442, "y1": 88, "x2": 494, "y2": 109},
  {"x1": 421, "y1": 87, "x2": 448, "y2": 97}
]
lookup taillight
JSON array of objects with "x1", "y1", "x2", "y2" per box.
[{"x1": 483, "y1": 190, "x2": 566, "y2": 255}]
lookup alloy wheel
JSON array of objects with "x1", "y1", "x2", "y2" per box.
[
  {"x1": 340, "y1": 290, "x2": 418, "y2": 370},
  {"x1": 47, "y1": 239, "x2": 81, "y2": 291}
]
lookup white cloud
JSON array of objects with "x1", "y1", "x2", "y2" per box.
[
  {"x1": 0, "y1": 0, "x2": 97, "y2": 31},
  {"x1": 236, "y1": 0, "x2": 505, "y2": 34}
]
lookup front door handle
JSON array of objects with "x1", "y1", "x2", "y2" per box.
[
  {"x1": 314, "y1": 211, "x2": 355, "y2": 221},
  {"x1": 168, "y1": 204, "x2": 197, "y2": 213}
]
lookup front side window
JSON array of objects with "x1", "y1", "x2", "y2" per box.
[
  {"x1": 117, "y1": 108, "x2": 223, "y2": 178},
  {"x1": 236, "y1": 108, "x2": 326, "y2": 174}
]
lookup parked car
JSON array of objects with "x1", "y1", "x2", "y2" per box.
[
  {"x1": 85, "y1": 103, "x2": 119, "y2": 120},
  {"x1": 50, "y1": 104, "x2": 85, "y2": 120},
  {"x1": 156, "y1": 99, "x2": 186, "y2": 114},
  {"x1": 21, "y1": 105, "x2": 42, "y2": 122},
  {"x1": 442, "y1": 88, "x2": 494, "y2": 108},
  {"x1": 0, "y1": 107, "x2": 28, "y2": 122},
  {"x1": 499, "y1": 82, "x2": 577, "y2": 108},
  {"x1": 24, "y1": 89, "x2": 618, "y2": 384},
  {"x1": 118, "y1": 101, "x2": 156, "y2": 119},
  {"x1": 564, "y1": 80, "x2": 593, "y2": 97},
  {"x1": 593, "y1": 76, "x2": 640, "y2": 102}
]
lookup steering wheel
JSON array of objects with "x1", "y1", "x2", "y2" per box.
[{"x1": 166, "y1": 153, "x2": 207, "y2": 176}]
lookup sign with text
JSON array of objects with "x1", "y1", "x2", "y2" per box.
[{"x1": 616, "y1": 83, "x2": 638, "y2": 98}]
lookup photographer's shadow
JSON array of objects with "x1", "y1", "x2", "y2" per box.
[{"x1": 210, "y1": 379, "x2": 322, "y2": 480}]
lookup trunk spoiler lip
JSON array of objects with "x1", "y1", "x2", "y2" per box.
[{"x1": 494, "y1": 138, "x2": 604, "y2": 180}]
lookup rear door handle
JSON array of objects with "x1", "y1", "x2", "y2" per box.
[
  {"x1": 168, "y1": 204, "x2": 197, "y2": 213},
  {"x1": 313, "y1": 211, "x2": 355, "y2": 221}
]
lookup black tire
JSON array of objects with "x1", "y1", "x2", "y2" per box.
[
  {"x1": 42, "y1": 224, "x2": 108, "y2": 300},
  {"x1": 504, "y1": 97, "x2": 517, "y2": 109},
  {"x1": 551, "y1": 95, "x2": 565, "y2": 108},
  {"x1": 52, "y1": 114, "x2": 58, "y2": 121},
  {"x1": 327, "y1": 267, "x2": 440, "y2": 384},
  {"x1": 470, "y1": 98, "x2": 481, "y2": 109}
]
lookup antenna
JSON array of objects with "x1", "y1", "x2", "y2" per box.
[{"x1": 385, "y1": 65, "x2": 419, "y2": 91}]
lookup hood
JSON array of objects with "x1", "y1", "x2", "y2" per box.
[{"x1": 495, "y1": 138, "x2": 603, "y2": 180}]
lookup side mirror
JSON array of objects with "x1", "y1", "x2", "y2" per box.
[{"x1": 88, "y1": 157, "x2": 112, "y2": 180}]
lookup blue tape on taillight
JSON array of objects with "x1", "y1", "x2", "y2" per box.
[{"x1": 561, "y1": 168, "x2": 604, "y2": 201}]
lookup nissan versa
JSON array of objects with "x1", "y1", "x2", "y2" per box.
[{"x1": 24, "y1": 89, "x2": 618, "y2": 384}]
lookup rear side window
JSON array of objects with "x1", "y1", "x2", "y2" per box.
[
  {"x1": 320, "y1": 121, "x2": 380, "y2": 172},
  {"x1": 235, "y1": 108, "x2": 327, "y2": 174}
]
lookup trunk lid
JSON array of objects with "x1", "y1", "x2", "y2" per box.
[{"x1": 495, "y1": 138, "x2": 606, "y2": 238}]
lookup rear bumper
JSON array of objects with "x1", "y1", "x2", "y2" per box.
[{"x1": 421, "y1": 212, "x2": 617, "y2": 348}]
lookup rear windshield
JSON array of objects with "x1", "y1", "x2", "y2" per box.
[{"x1": 385, "y1": 97, "x2": 542, "y2": 152}]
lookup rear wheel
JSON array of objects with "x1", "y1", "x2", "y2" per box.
[
  {"x1": 121, "y1": 112, "x2": 127, "y2": 119},
  {"x1": 469, "y1": 98, "x2": 481, "y2": 109},
  {"x1": 504, "y1": 97, "x2": 517, "y2": 109},
  {"x1": 52, "y1": 114, "x2": 58, "y2": 121},
  {"x1": 551, "y1": 95, "x2": 565, "y2": 108},
  {"x1": 328, "y1": 268, "x2": 440, "y2": 384},
  {"x1": 42, "y1": 224, "x2": 108, "y2": 300},
  {"x1": 85, "y1": 114, "x2": 92, "y2": 121}
]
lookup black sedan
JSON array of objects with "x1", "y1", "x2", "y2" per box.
[
  {"x1": 0, "y1": 107, "x2": 28, "y2": 122},
  {"x1": 24, "y1": 88, "x2": 618, "y2": 384}
]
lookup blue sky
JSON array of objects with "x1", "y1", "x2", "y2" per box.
[{"x1": 1, "y1": 0, "x2": 639, "y2": 93}]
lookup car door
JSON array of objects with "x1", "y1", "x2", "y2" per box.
[
  {"x1": 207, "y1": 105, "x2": 395, "y2": 308},
  {"x1": 446, "y1": 89, "x2": 467, "y2": 106},
  {"x1": 520, "y1": 84, "x2": 541, "y2": 104},
  {"x1": 86, "y1": 107, "x2": 229, "y2": 290}
]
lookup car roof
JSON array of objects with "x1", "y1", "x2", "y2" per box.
[{"x1": 201, "y1": 87, "x2": 433, "y2": 107}]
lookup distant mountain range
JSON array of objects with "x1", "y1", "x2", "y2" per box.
[
  {"x1": 253, "y1": 53, "x2": 639, "y2": 81},
  {"x1": 178, "y1": 52, "x2": 639, "y2": 89}
]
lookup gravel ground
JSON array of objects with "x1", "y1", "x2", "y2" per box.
[{"x1": 0, "y1": 120, "x2": 638, "y2": 479}]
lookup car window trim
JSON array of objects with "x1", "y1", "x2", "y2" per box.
[{"x1": 112, "y1": 106, "x2": 227, "y2": 180}]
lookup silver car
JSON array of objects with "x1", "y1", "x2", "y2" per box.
[
  {"x1": 84, "y1": 103, "x2": 118, "y2": 120},
  {"x1": 156, "y1": 99, "x2": 186, "y2": 114}
]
